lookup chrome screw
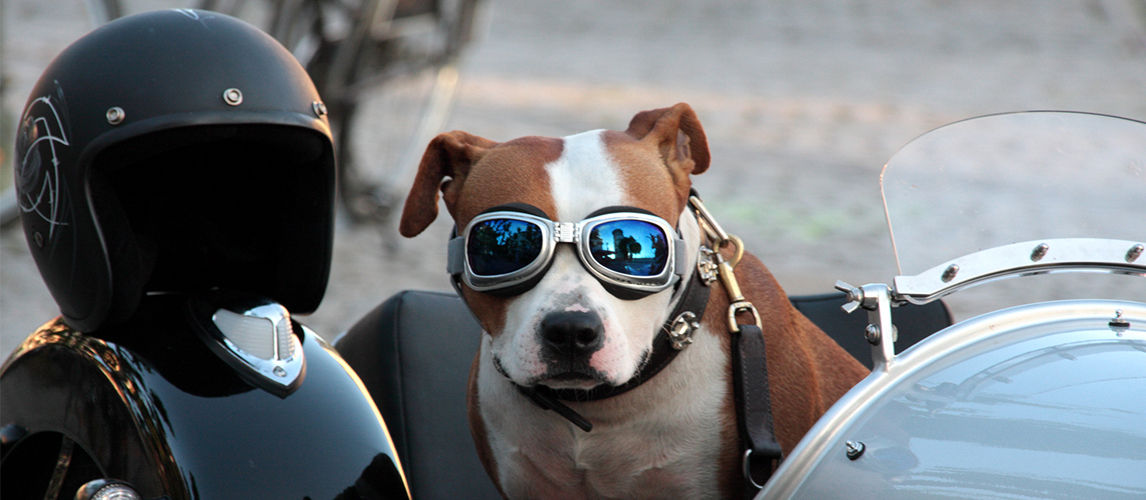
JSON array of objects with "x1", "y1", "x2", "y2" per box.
[
  {"x1": 865, "y1": 324, "x2": 897, "y2": 344},
  {"x1": 1127, "y1": 244, "x2": 1144, "y2": 263},
  {"x1": 223, "y1": 88, "x2": 243, "y2": 106},
  {"x1": 312, "y1": 101, "x2": 328, "y2": 117},
  {"x1": 845, "y1": 440, "x2": 866, "y2": 460},
  {"x1": 865, "y1": 324, "x2": 881, "y2": 345},
  {"x1": 106, "y1": 107, "x2": 125, "y2": 125},
  {"x1": 1110, "y1": 309, "x2": 1130, "y2": 328},
  {"x1": 941, "y1": 264, "x2": 959, "y2": 283},
  {"x1": 1030, "y1": 243, "x2": 1049, "y2": 262}
]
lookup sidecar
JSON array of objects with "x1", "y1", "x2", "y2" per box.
[
  {"x1": 333, "y1": 111, "x2": 1145, "y2": 499},
  {"x1": 333, "y1": 289, "x2": 953, "y2": 499},
  {"x1": 335, "y1": 286, "x2": 1144, "y2": 499}
]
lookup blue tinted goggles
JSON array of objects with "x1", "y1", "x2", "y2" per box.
[{"x1": 448, "y1": 205, "x2": 687, "y2": 299}]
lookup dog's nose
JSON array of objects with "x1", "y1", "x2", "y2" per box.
[{"x1": 540, "y1": 310, "x2": 604, "y2": 356}]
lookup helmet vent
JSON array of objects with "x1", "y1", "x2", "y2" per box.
[
  {"x1": 206, "y1": 300, "x2": 305, "y2": 397},
  {"x1": 212, "y1": 303, "x2": 297, "y2": 362},
  {"x1": 213, "y1": 309, "x2": 279, "y2": 360}
]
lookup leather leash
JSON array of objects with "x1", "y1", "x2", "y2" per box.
[{"x1": 691, "y1": 194, "x2": 783, "y2": 496}]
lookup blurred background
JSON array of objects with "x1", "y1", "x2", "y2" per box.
[{"x1": 3, "y1": 0, "x2": 1145, "y2": 355}]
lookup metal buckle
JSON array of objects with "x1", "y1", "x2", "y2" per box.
[
  {"x1": 743, "y1": 449, "x2": 766, "y2": 490},
  {"x1": 668, "y1": 311, "x2": 700, "y2": 350},
  {"x1": 729, "y1": 301, "x2": 762, "y2": 333}
]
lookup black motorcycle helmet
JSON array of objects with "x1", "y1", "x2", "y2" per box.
[{"x1": 15, "y1": 9, "x2": 336, "y2": 332}]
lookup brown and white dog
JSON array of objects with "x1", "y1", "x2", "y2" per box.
[{"x1": 399, "y1": 103, "x2": 868, "y2": 499}]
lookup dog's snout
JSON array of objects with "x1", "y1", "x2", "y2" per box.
[{"x1": 541, "y1": 310, "x2": 604, "y2": 355}]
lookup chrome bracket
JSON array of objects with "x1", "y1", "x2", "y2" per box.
[{"x1": 836, "y1": 281, "x2": 897, "y2": 371}]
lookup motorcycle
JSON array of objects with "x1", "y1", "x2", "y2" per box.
[
  {"x1": 758, "y1": 111, "x2": 1146, "y2": 498},
  {"x1": 1, "y1": 292, "x2": 410, "y2": 500}
]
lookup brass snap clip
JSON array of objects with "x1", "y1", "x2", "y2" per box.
[
  {"x1": 688, "y1": 195, "x2": 761, "y2": 332},
  {"x1": 719, "y1": 236, "x2": 761, "y2": 332}
]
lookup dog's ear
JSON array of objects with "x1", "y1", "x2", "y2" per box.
[
  {"x1": 400, "y1": 131, "x2": 499, "y2": 237},
  {"x1": 625, "y1": 103, "x2": 710, "y2": 176}
]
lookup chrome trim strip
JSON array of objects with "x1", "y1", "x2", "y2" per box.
[{"x1": 894, "y1": 238, "x2": 1146, "y2": 304}]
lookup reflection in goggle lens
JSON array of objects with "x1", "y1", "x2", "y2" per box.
[
  {"x1": 467, "y1": 219, "x2": 544, "y2": 276},
  {"x1": 588, "y1": 220, "x2": 668, "y2": 277}
]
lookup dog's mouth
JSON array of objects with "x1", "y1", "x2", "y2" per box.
[
  {"x1": 492, "y1": 355, "x2": 607, "y2": 390},
  {"x1": 538, "y1": 368, "x2": 608, "y2": 390}
]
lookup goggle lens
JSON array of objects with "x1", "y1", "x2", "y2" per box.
[
  {"x1": 587, "y1": 219, "x2": 669, "y2": 277},
  {"x1": 467, "y1": 218, "x2": 544, "y2": 276}
]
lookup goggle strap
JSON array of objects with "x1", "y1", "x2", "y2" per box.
[{"x1": 447, "y1": 235, "x2": 466, "y2": 275}]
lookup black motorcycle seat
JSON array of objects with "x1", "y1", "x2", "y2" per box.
[{"x1": 334, "y1": 290, "x2": 951, "y2": 499}]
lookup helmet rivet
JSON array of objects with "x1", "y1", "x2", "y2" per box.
[
  {"x1": 223, "y1": 88, "x2": 243, "y2": 106},
  {"x1": 33, "y1": 232, "x2": 44, "y2": 248},
  {"x1": 106, "y1": 107, "x2": 126, "y2": 125},
  {"x1": 312, "y1": 101, "x2": 327, "y2": 117}
]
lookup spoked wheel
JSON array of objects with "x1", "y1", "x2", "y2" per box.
[{"x1": 298, "y1": 0, "x2": 469, "y2": 248}]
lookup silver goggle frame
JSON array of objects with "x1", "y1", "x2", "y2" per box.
[{"x1": 448, "y1": 210, "x2": 688, "y2": 296}]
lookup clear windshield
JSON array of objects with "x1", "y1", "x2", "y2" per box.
[{"x1": 881, "y1": 112, "x2": 1146, "y2": 313}]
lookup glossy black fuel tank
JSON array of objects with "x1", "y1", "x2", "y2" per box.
[{"x1": 1, "y1": 294, "x2": 409, "y2": 499}]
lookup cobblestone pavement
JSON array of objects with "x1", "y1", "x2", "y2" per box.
[{"x1": 3, "y1": 0, "x2": 1145, "y2": 354}]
